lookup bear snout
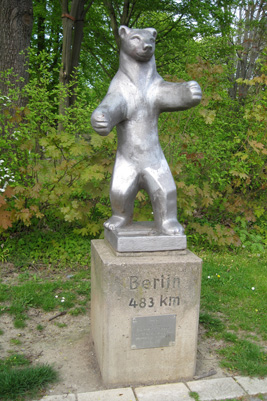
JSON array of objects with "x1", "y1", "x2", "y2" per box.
[{"x1": 143, "y1": 43, "x2": 153, "y2": 51}]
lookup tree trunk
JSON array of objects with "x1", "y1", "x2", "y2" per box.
[
  {"x1": 36, "y1": 0, "x2": 46, "y2": 54},
  {"x1": 59, "y1": 0, "x2": 93, "y2": 116},
  {"x1": 0, "y1": 0, "x2": 33, "y2": 106},
  {"x1": 228, "y1": 0, "x2": 267, "y2": 101}
]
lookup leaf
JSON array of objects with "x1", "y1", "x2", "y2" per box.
[
  {"x1": 80, "y1": 165, "x2": 105, "y2": 182},
  {"x1": 20, "y1": 139, "x2": 34, "y2": 151},
  {"x1": 201, "y1": 196, "x2": 213, "y2": 207},
  {"x1": 88, "y1": 222, "x2": 102, "y2": 236},
  {"x1": 90, "y1": 132, "x2": 105, "y2": 147},
  {"x1": 0, "y1": 196, "x2": 6, "y2": 207},
  {"x1": 35, "y1": 211, "x2": 44, "y2": 219},
  {"x1": 254, "y1": 207, "x2": 265, "y2": 218},
  {"x1": 14, "y1": 186, "x2": 26, "y2": 195},
  {"x1": 249, "y1": 140, "x2": 266, "y2": 154},
  {"x1": 201, "y1": 97, "x2": 210, "y2": 107},
  {"x1": 230, "y1": 170, "x2": 249, "y2": 179},
  {"x1": 212, "y1": 93, "x2": 222, "y2": 101},
  {"x1": 136, "y1": 191, "x2": 146, "y2": 201},
  {"x1": 16, "y1": 208, "x2": 32, "y2": 225},
  {"x1": 0, "y1": 210, "x2": 13, "y2": 229},
  {"x1": 3, "y1": 187, "x2": 14, "y2": 198},
  {"x1": 31, "y1": 184, "x2": 42, "y2": 198},
  {"x1": 15, "y1": 198, "x2": 25, "y2": 209},
  {"x1": 199, "y1": 109, "x2": 216, "y2": 124},
  {"x1": 205, "y1": 110, "x2": 216, "y2": 124},
  {"x1": 176, "y1": 181, "x2": 185, "y2": 189}
]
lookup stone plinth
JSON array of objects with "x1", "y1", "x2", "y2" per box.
[
  {"x1": 91, "y1": 240, "x2": 202, "y2": 386},
  {"x1": 104, "y1": 222, "x2": 186, "y2": 252}
]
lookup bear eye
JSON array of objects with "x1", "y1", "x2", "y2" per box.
[
  {"x1": 150, "y1": 38, "x2": 155, "y2": 43},
  {"x1": 130, "y1": 35, "x2": 141, "y2": 42}
]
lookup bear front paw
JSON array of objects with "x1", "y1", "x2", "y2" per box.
[
  {"x1": 104, "y1": 215, "x2": 129, "y2": 231},
  {"x1": 91, "y1": 109, "x2": 111, "y2": 136},
  {"x1": 187, "y1": 81, "x2": 202, "y2": 103}
]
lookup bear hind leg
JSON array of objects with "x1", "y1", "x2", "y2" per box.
[
  {"x1": 105, "y1": 160, "x2": 139, "y2": 231},
  {"x1": 143, "y1": 165, "x2": 184, "y2": 236}
]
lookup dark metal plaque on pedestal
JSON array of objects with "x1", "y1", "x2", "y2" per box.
[{"x1": 131, "y1": 315, "x2": 176, "y2": 350}]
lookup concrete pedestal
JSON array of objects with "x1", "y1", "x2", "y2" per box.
[{"x1": 91, "y1": 240, "x2": 202, "y2": 386}]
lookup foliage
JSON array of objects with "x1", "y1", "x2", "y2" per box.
[
  {"x1": 0, "y1": 57, "x2": 114, "y2": 237},
  {"x1": 135, "y1": 55, "x2": 267, "y2": 249},
  {"x1": 82, "y1": 0, "x2": 235, "y2": 84},
  {"x1": 1, "y1": 228, "x2": 91, "y2": 268},
  {"x1": 0, "y1": 2, "x2": 266, "y2": 250},
  {"x1": 1, "y1": 52, "x2": 267, "y2": 250}
]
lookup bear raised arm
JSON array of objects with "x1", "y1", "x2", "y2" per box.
[
  {"x1": 91, "y1": 25, "x2": 202, "y2": 237},
  {"x1": 156, "y1": 80, "x2": 202, "y2": 112},
  {"x1": 91, "y1": 92, "x2": 127, "y2": 136}
]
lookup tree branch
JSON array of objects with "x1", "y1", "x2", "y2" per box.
[
  {"x1": 102, "y1": 0, "x2": 120, "y2": 49},
  {"x1": 83, "y1": 0, "x2": 94, "y2": 18},
  {"x1": 87, "y1": 48, "x2": 114, "y2": 79}
]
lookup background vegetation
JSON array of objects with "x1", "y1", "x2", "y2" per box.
[{"x1": 0, "y1": 0, "x2": 266, "y2": 251}]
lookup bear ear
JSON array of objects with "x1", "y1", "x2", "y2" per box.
[
  {"x1": 119, "y1": 25, "x2": 131, "y2": 38},
  {"x1": 146, "y1": 28, "x2": 157, "y2": 39}
]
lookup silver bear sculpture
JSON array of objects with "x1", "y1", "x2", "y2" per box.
[{"x1": 91, "y1": 25, "x2": 202, "y2": 236}]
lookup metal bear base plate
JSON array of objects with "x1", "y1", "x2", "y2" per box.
[{"x1": 104, "y1": 221, "x2": 187, "y2": 253}]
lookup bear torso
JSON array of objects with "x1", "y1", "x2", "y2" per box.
[{"x1": 106, "y1": 26, "x2": 164, "y2": 165}]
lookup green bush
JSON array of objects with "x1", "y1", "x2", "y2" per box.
[{"x1": 0, "y1": 54, "x2": 266, "y2": 250}]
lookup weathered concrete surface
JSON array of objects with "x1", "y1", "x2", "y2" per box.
[
  {"x1": 37, "y1": 376, "x2": 267, "y2": 401},
  {"x1": 235, "y1": 376, "x2": 267, "y2": 395},
  {"x1": 187, "y1": 377, "x2": 246, "y2": 400},
  {"x1": 91, "y1": 239, "x2": 202, "y2": 386},
  {"x1": 39, "y1": 395, "x2": 76, "y2": 401},
  {"x1": 77, "y1": 388, "x2": 136, "y2": 401},
  {"x1": 135, "y1": 382, "x2": 192, "y2": 401}
]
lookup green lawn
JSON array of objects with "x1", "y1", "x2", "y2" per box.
[
  {"x1": 0, "y1": 234, "x2": 266, "y2": 399},
  {"x1": 198, "y1": 249, "x2": 267, "y2": 376}
]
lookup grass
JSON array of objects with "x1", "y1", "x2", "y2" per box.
[
  {"x1": 0, "y1": 269, "x2": 91, "y2": 326},
  {"x1": 200, "y1": 251, "x2": 267, "y2": 338},
  {"x1": 189, "y1": 391, "x2": 200, "y2": 401},
  {"x1": 0, "y1": 353, "x2": 58, "y2": 400},
  {"x1": 10, "y1": 338, "x2": 22, "y2": 346},
  {"x1": 219, "y1": 339, "x2": 267, "y2": 376},
  {"x1": 0, "y1": 232, "x2": 91, "y2": 400},
  {"x1": 199, "y1": 249, "x2": 267, "y2": 376},
  {"x1": 0, "y1": 228, "x2": 266, "y2": 396}
]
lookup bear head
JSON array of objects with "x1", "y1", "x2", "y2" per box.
[{"x1": 119, "y1": 25, "x2": 157, "y2": 62}]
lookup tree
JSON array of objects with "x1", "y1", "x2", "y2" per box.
[
  {"x1": 81, "y1": 0, "x2": 236, "y2": 87},
  {"x1": 0, "y1": 0, "x2": 33, "y2": 106},
  {"x1": 228, "y1": 0, "x2": 267, "y2": 100},
  {"x1": 59, "y1": 0, "x2": 94, "y2": 110}
]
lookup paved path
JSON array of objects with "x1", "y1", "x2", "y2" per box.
[{"x1": 38, "y1": 376, "x2": 267, "y2": 401}]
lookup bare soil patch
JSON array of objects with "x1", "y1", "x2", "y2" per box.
[
  {"x1": 0, "y1": 264, "x2": 229, "y2": 397},
  {"x1": 0, "y1": 310, "x2": 230, "y2": 397}
]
